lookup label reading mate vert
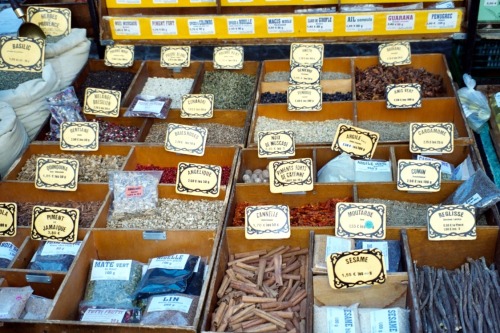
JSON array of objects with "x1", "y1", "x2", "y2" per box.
[
  {"x1": 378, "y1": 42, "x2": 411, "y2": 66},
  {"x1": 245, "y1": 205, "x2": 290, "y2": 240},
  {"x1": 410, "y1": 122, "x2": 454, "y2": 154},
  {"x1": 31, "y1": 205, "x2": 79, "y2": 243},
  {"x1": 428, "y1": 205, "x2": 476, "y2": 241},
  {"x1": 27, "y1": 6, "x2": 71, "y2": 37},
  {"x1": 0, "y1": 203, "x2": 17, "y2": 237},
  {"x1": 335, "y1": 202, "x2": 386, "y2": 240},
  {"x1": 181, "y1": 94, "x2": 214, "y2": 118},
  {"x1": 104, "y1": 44, "x2": 134, "y2": 68},
  {"x1": 90, "y1": 260, "x2": 133, "y2": 281},
  {"x1": 176, "y1": 162, "x2": 221, "y2": 197},
  {"x1": 60, "y1": 122, "x2": 99, "y2": 151},
  {"x1": 397, "y1": 159, "x2": 441, "y2": 192},
  {"x1": 287, "y1": 84, "x2": 322, "y2": 111},
  {"x1": 35, "y1": 157, "x2": 79, "y2": 191},
  {"x1": 269, "y1": 158, "x2": 313, "y2": 194},
  {"x1": 332, "y1": 124, "x2": 379, "y2": 159},
  {"x1": 327, "y1": 248, "x2": 386, "y2": 290},
  {"x1": 165, "y1": 123, "x2": 207, "y2": 156},
  {"x1": 214, "y1": 46, "x2": 244, "y2": 70},
  {"x1": 161, "y1": 46, "x2": 190, "y2": 68},
  {"x1": 386, "y1": 83, "x2": 422, "y2": 109},
  {"x1": 83, "y1": 88, "x2": 121, "y2": 117},
  {"x1": 257, "y1": 130, "x2": 295, "y2": 158},
  {"x1": 0, "y1": 36, "x2": 45, "y2": 73}
]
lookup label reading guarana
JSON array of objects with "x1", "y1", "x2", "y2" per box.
[
  {"x1": 0, "y1": 203, "x2": 17, "y2": 237},
  {"x1": 269, "y1": 158, "x2": 313, "y2": 194},
  {"x1": 386, "y1": 14, "x2": 415, "y2": 31},
  {"x1": 287, "y1": 84, "x2": 322, "y2": 111},
  {"x1": 31, "y1": 205, "x2": 79, "y2": 243},
  {"x1": 181, "y1": 94, "x2": 214, "y2": 118},
  {"x1": 378, "y1": 42, "x2": 411, "y2": 66},
  {"x1": 60, "y1": 122, "x2": 99, "y2": 152},
  {"x1": 83, "y1": 88, "x2": 121, "y2": 117},
  {"x1": 409, "y1": 122, "x2": 454, "y2": 154},
  {"x1": 245, "y1": 205, "x2": 290, "y2": 240},
  {"x1": 335, "y1": 202, "x2": 386, "y2": 239},
  {"x1": 161, "y1": 46, "x2": 190, "y2": 67},
  {"x1": 165, "y1": 123, "x2": 207, "y2": 156},
  {"x1": 397, "y1": 159, "x2": 441, "y2": 192},
  {"x1": 0, "y1": 36, "x2": 45, "y2": 73},
  {"x1": 214, "y1": 46, "x2": 244, "y2": 70},
  {"x1": 35, "y1": 157, "x2": 79, "y2": 191},
  {"x1": 386, "y1": 84, "x2": 422, "y2": 109},
  {"x1": 91, "y1": 260, "x2": 132, "y2": 281},
  {"x1": 332, "y1": 124, "x2": 379, "y2": 159},
  {"x1": 27, "y1": 6, "x2": 71, "y2": 37},
  {"x1": 176, "y1": 162, "x2": 221, "y2": 197},
  {"x1": 257, "y1": 130, "x2": 295, "y2": 158},
  {"x1": 104, "y1": 44, "x2": 134, "y2": 68},
  {"x1": 427, "y1": 205, "x2": 476, "y2": 241},
  {"x1": 148, "y1": 295, "x2": 193, "y2": 313}
]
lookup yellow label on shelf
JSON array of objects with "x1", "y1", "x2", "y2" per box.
[
  {"x1": 257, "y1": 130, "x2": 295, "y2": 158},
  {"x1": 245, "y1": 205, "x2": 290, "y2": 239},
  {"x1": 386, "y1": 83, "x2": 422, "y2": 109},
  {"x1": 332, "y1": 124, "x2": 379, "y2": 159},
  {"x1": 0, "y1": 36, "x2": 44, "y2": 72},
  {"x1": 106, "y1": 0, "x2": 215, "y2": 8},
  {"x1": 410, "y1": 122, "x2": 454, "y2": 154},
  {"x1": 105, "y1": 44, "x2": 134, "y2": 67},
  {"x1": 83, "y1": 88, "x2": 121, "y2": 117},
  {"x1": 181, "y1": 94, "x2": 214, "y2": 118},
  {"x1": 175, "y1": 162, "x2": 221, "y2": 197},
  {"x1": 428, "y1": 205, "x2": 476, "y2": 241},
  {"x1": 60, "y1": 122, "x2": 99, "y2": 152},
  {"x1": 378, "y1": 41, "x2": 411, "y2": 66},
  {"x1": 397, "y1": 159, "x2": 441, "y2": 192},
  {"x1": 165, "y1": 123, "x2": 207, "y2": 156},
  {"x1": 226, "y1": 17, "x2": 256, "y2": 35},
  {"x1": 0, "y1": 203, "x2": 16, "y2": 237},
  {"x1": 31, "y1": 206, "x2": 79, "y2": 243},
  {"x1": 213, "y1": 46, "x2": 244, "y2": 69},
  {"x1": 27, "y1": 6, "x2": 71, "y2": 37},
  {"x1": 287, "y1": 84, "x2": 322, "y2": 111},
  {"x1": 269, "y1": 158, "x2": 313, "y2": 193},
  {"x1": 35, "y1": 157, "x2": 79, "y2": 192},
  {"x1": 335, "y1": 202, "x2": 386, "y2": 239},
  {"x1": 161, "y1": 46, "x2": 190, "y2": 67}
]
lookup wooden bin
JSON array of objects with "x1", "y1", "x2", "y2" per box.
[{"x1": 0, "y1": 228, "x2": 31, "y2": 269}]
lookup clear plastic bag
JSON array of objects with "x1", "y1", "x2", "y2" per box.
[
  {"x1": 27, "y1": 241, "x2": 82, "y2": 272},
  {"x1": 0, "y1": 286, "x2": 33, "y2": 319},
  {"x1": 21, "y1": 295, "x2": 52, "y2": 320},
  {"x1": 141, "y1": 294, "x2": 199, "y2": 326},
  {"x1": 46, "y1": 86, "x2": 86, "y2": 139},
  {"x1": 457, "y1": 74, "x2": 491, "y2": 132},
  {"x1": 0, "y1": 242, "x2": 18, "y2": 268},
  {"x1": 124, "y1": 95, "x2": 171, "y2": 119}
]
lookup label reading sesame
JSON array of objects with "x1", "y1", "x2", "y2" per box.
[
  {"x1": 0, "y1": 36, "x2": 45, "y2": 73},
  {"x1": 181, "y1": 94, "x2": 214, "y2": 118},
  {"x1": 165, "y1": 123, "x2": 207, "y2": 157},
  {"x1": 245, "y1": 205, "x2": 290, "y2": 240},
  {"x1": 214, "y1": 46, "x2": 244, "y2": 70},
  {"x1": 269, "y1": 158, "x2": 314, "y2": 194},
  {"x1": 60, "y1": 122, "x2": 99, "y2": 152},
  {"x1": 176, "y1": 162, "x2": 221, "y2": 197},
  {"x1": 113, "y1": 20, "x2": 140, "y2": 35},
  {"x1": 335, "y1": 203, "x2": 386, "y2": 239},
  {"x1": 148, "y1": 295, "x2": 193, "y2": 313},
  {"x1": 151, "y1": 20, "x2": 178, "y2": 36},
  {"x1": 35, "y1": 157, "x2": 79, "y2": 192},
  {"x1": 27, "y1": 6, "x2": 71, "y2": 37},
  {"x1": 0, "y1": 242, "x2": 18, "y2": 260},
  {"x1": 31, "y1": 206, "x2": 79, "y2": 243},
  {"x1": 428, "y1": 205, "x2": 476, "y2": 241},
  {"x1": 257, "y1": 130, "x2": 295, "y2": 158},
  {"x1": 161, "y1": 46, "x2": 190, "y2": 67},
  {"x1": 378, "y1": 42, "x2": 411, "y2": 66},
  {"x1": 0, "y1": 203, "x2": 16, "y2": 237},
  {"x1": 188, "y1": 19, "x2": 215, "y2": 35},
  {"x1": 326, "y1": 307, "x2": 359, "y2": 333},
  {"x1": 386, "y1": 84, "x2": 422, "y2": 109},
  {"x1": 306, "y1": 16, "x2": 333, "y2": 33},
  {"x1": 345, "y1": 15, "x2": 374, "y2": 32},
  {"x1": 397, "y1": 159, "x2": 441, "y2": 192},
  {"x1": 385, "y1": 13, "x2": 415, "y2": 31},
  {"x1": 332, "y1": 124, "x2": 379, "y2": 159},
  {"x1": 287, "y1": 84, "x2": 322, "y2": 111},
  {"x1": 104, "y1": 44, "x2": 134, "y2": 68},
  {"x1": 227, "y1": 18, "x2": 255, "y2": 35},
  {"x1": 267, "y1": 17, "x2": 294, "y2": 34},
  {"x1": 410, "y1": 122, "x2": 454, "y2": 154},
  {"x1": 426, "y1": 12, "x2": 458, "y2": 30},
  {"x1": 81, "y1": 309, "x2": 127, "y2": 323},
  {"x1": 83, "y1": 88, "x2": 121, "y2": 117}
]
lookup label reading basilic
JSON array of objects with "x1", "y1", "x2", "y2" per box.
[
  {"x1": 27, "y1": 6, "x2": 71, "y2": 38},
  {"x1": 35, "y1": 157, "x2": 79, "y2": 191},
  {"x1": 181, "y1": 94, "x2": 214, "y2": 118},
  {"x1": 104, "y1": 45, "x2": 134, "y2": 68},
  {"x1": 213, "y1": 46, "x2": 244, "y2": 70},
  {"x1": 165, "y1": 123, "x2": 207, "y2": 156},
  {"x1": 269, "y1": 158, "x2": 313, "y2": 194},
  {"x1": 161, "y1": 46, "x2": 191, "y2": 68},
  {"x1": 397, "y1": 159, "x2": 441, "y2": 192},
  {"x1": 410, "y1": 122, "x2": 454, "y2": 154},
  {"x1": 332, "y1": 124, "x2": 379, "y2": 159},
  {"x1": 245, "y1": 205, "x2": 290, "y2": 240},
  {"x1": 287, "y1": 84, "x2": 322, "y2": 111},
  {"x1": 31, "y1": 206, "x2": 79, "y2": 243},
  {"x1": 0, "y1": 36, "x2": 45, "y2": 73},
  {"x1": 176, "y1": 162, "x2": 221, "y2": 197},
  {"x1": 386, "y1": 83, "x2": 422, "y2": 109},
  {"x1": 0, "y1": 203, "x2": 17, "y2": 237},
  {"x1": 335, "y1": 203, "x2": 386, "y2": 240},
  {"x1": 60, "y1": 122, "x2": 99, "y2": 151},
  {"x1": 378, "y1": 42, "x2": 411, "y2": 66},
  {"x1": 257, "y1": 130, "x2": 295, "y2": 158},
  {"x1": 428, "y1": 205, "x2": 476, "y2": 241},
  {"x1": 83, "y1": 88, "x2": 121, "y2": 117}
]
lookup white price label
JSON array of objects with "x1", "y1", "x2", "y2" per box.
[
  {"x1": 90, "y1": 260, "x2": 132, "y2": 281},
  {"x1": 360, "y1": 241, "x2": 389, "y2": 271},
  {"x1": 325, "y1": 236, "x2": 353, "y2": 264},
  {"x1": 306, "y1": 16, "x2": 333, "y2": 33},
  {"x1": 228, "y1": 0, "x2": 252, "y2": 2},
  {"x1": 116, "y1": 0, "x2": 141, "y2": 3},
  {"x1": 191, "y1": 0, "x2": 215, "y2": 3},
  {"x1": 0, "y1": 242, "x2": 18, "y2": 261},
  {"x1": 81, "y1": 308, "x2": 127, "y2": 323},
  {"x1": 355, "y1": 160, "x2": 391, "y2": 173},
  {"x1": 148, "y1": 295, "x2": 193, "y2": 313},
  {"x1": 113, "y1": 20, "x2": 140, "y2": 36},
  {"x1": 227, "y1": 18, "x2": 255, "y2": 35},
  {"x1": 386, "y1": 13, "x2": 415, "y2": 31},
  {"x1": 153, "y1": 0, "x2": 177, "y2": 3},
  {"x1": 485, "y1": 0, "x2": 498, "y2": 6},
  {"x1": 133, "y1": 100, "x2": 165, "y2": 114},
  {"x1": 426, "y1": 12, "x2": 458, "y2": 30},
  {"x1": 267, "y1": 17, "x2": 294, "y2": 34},
  {"x1": 151, "y1": 19, "x2": 177, "y2": 35},
  {"x1": 149, "y1": 254, "x2": 190, "y2": 270},
  {"x1": 345, "y1": 15, "x2": 374, "y2": 32},
  {"x1": 465, "y1": 193, "x2": 482, "y2": 206},
  {"x1": 188, "y1": 19, "x2": 215, "y2": 35},
  {"x1": 41, "y1": 241, "x2": 82, "y2": 256},
  {"x1": 495, "y1": 92, "x2": 500, "y2": 107}
]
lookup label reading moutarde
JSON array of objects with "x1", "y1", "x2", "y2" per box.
[
  {"x1": 335, "y1": 203, "x2": 386, "y2": 239},
  {"x1": 397, "y1": 159, "x2": 441, "y2": 192},
  {"x1": 104, "y1": 44, "x2": 134, "y2": 67},
  {"x1": 151, "y1": 19, "x2": 178, "y2": 36},
  {"x1": 227, "y1": 18, "x2": 255, "y2": 35},
  {"x1": 60, "y1": 122, "x2": 99, "y2": 151},
  {"x1": 378, "y1": 42, "x2": 411, "y2": 66},
  {"x1": 176, "y1": 162, "x2": 221, "y2": 197},
  {"x1": 0, "y1": 203, "x2": 16, "y2": 237},
  {"x1": 287, "y1": 84, "x2": 322, "y2": 111},
  {"x1": 161, "y1": 46, "x2": 190, "y2": 67},
  {"x1": 149, "y1": 254, "x2": 190, "y2": 270},
  {"x1": 35, "y1": 157, "x2": 79, "y2": 191},
  {"x1": 426, "y1": 12, "x2": 458, "y2": 30},
  {"x1": 81, "y1": 309, "x2": 127, "y2": 323},
  {"x1": 327, "y1": 249, "x2": 386, "y2": 289},
  {"x1": 113, "y1": 20, "x2": 140, "y2": 36},
  {"x1": 214, "y1": 46, "x2": 244, "y2": 70},
  {"x1": 245, "y1": 205, "x2": 290, "y2": 240},
  {"x1": 31, "y1": 206, "x2": 79, "y2": 243},
  {"x1": 165, "y1": 123, "x2": 207, "y2": 156},
  {"x1": 267, "y1": 17, "x2": 294, "y2": 34},
  {"x1": 83, "y1": 88, "x2": 121, "y2": 117},
  {"x1": 410, "y1": 122, "x2": 454, "y2": 154},
  {"x1": 90, "y1": 260, "x2": 132, "y2": 281},
  {"x1": 148, "y1": 295, "x2": 193, "y2": 313},
  {"x1": 428, "y1": 205, "x2": 476, "y2": 241},
  {"x1": 386, "y1": 83, "x2": 422, "y2": 109},
  {"x1": 188, "y1": 19, "x2": 215, "y2": 35},
  {"x1": 0, "y1": 242, "x2": 18, "y2": 261},
  {"x1": 257, "y1": 130, "x2": 295, "y2": 158},
  {"x1": 385, "y1": 13, "x2": 415, "y2": 31},
  {"x1": 345, "y1": 15, "x2": 374, "y2": 32},
  {"x1": 269, "y1": 158, "x2": 313, "y2": 194},
  {"x1": 41, "y1": 241, "x2": 82, "y2": 256},
  {"x1": 181, "y1": 94, "x2": 214, "y2": 118},
  {"x1": 306, "y1": 16, "x2": 333, "y2": 33},
  {"x1": 0, "y1": 36, "x2": 44, "y2": 73},
  {"x1": 27, "y1": 6, "x2": 71, "y2": 37},
  {"x1": 332, "y1": 124, "x2": 379, "y2": 159}
]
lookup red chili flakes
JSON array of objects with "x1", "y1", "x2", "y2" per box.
[{"x1": 136, "y1": 164, "x2": 231, "y2": 185}]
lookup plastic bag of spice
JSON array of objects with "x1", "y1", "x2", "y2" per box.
[
  {"x1": 46, "y1": 86, "x2": 86, "y2": 139},
  {"x1": 124, "y1": 95, "x2": 171, "y2": 119},
  {"x1": 0, "y1": 286, "x2": 33, "y2": 319},
  {"x1": 457, "y1": 74, "x2": 491, "y2": 133},
  {"x1": 0, "y1": 242, "x2": 18, "y2": 268},
  {"x1": 21, "y1": 295, "x2": 52, "y2": 320},
  {"x1": 27, "y1": 241, "x2": 82, "y2": 272},
  {"x1": 79, "y1": 306, "x2": 141, "y2": 323},
  {"x1": 141, "y1": 293, "x2": 199, "y2": 326}
]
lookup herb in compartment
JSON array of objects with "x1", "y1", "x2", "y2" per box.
[{"x1": 28, "y1": 241, "x2": 82, "y2": 272}]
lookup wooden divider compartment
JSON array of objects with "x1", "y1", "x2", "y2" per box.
[{"x1": 0, "y1": 229, "x2": 31, "y2": 269}]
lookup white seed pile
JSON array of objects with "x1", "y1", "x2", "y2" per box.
[
  {"x1": 141, "y1": 77, "x2": 194, "y2": 109},
  {"x1": 254, "y1": 116, "x2": 353, "y2": 144},
  {"x1": 241, "y1": 167, "x2": 270, "y2": 183},
  {"x1": 357, "y1": 121, "x2": 412, "y2": 142},
  {"x1": 145, "y1": 122, "x2": 245, "y2": 145},
  {"x1": 264, "y1": 71, "x2": 351, "y2": 82}
]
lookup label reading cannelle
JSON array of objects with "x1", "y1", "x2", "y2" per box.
[
  {"x1": 90, "y1": 260, "x2": 133, "y2": 281},
  {"x1": 176, "y1": 162, "x2": 221, "y2": 197},
  {"x1": 386, "y1": 13, "x2": 415, "y2": 31},
  {"x1": 257, "y1": 130, "x2": 295, "y2": 158},
  {"x1": 227, "y1": 18, "x2": 255, "y2": 35},
  {"x1": 386, "y1": 84, "x2": 422, "y2": 109},
  {"x1": 151, "y1": 19, "x2": 178, "y2": 36},
  {"x1": 428, "y1": 205, "x2": 476, "y2": 241},
  {"x1": 287, "y1": 84, "x2": 322, "y2": 111},
  {"x1": 188, "y1": 19, "x2": 215, "y2": 35},
  {"x1": 410, "y1": 122, "x2": 454, "y2": 154},
  {"x1": 289, "y1": 66, "x2": 321, "y2": 85},
  {"x1": 35, "y1": 157, "x2": 79, "y2": 191},
  {"x1": 60, "y1": 122, "x2": 99, "y2": 151},
  {"x1": 245, "y1": 205, "x2": 290, "y2": 240},
  {"x1": 332, "y1": 124, "x2": 379, "y2": 159},
  {"x1": 148, "y1": 295, "x2": 193, "y2": 313},
  {"x1": 83, "y1": 88, "x2": 121, "y2": 117},
  {"x1": 0, "y1": 203, "x2": 17, "y2": 237},
  {"x1": 426, "y1": 12, "x2": 458, "y2": 30},
  {"x1": 161, "y1": 46, "x2": 190, "y2": 67},
  {"x1": 378, "y1": 42, "x2": 411, "y2": 66},
  {"x1": 113, "y1": 20, "x2": 140, "y2": 36},
  {"x1": 165, "y1": 123, "x2": 207, "y2": 156},
  {"x1": 335, "y1": 203, "x2": 386, "y2": 240},
  {"x1": 214, "y1": 46, "x2": 244, "y2": 70},
  {"x1": 327, "y1": 248, "x2": 386, "y2": 289},
  {"x1": 104, "y1": 44, "x2": 134, "y2": 68},
  {"x1": 31, "y1": 205, "x2": 79, "y2": 243},
  {"x1": 267, "y1": 17, "x2": 294, "y2": 34},
  {"x1": 27, "y1": 6, "x2": 71, "y2": 37},
  {"x1": 306, "y1": 16, "x2": 333, "y2": 33},
  {"x1": 181, "y1": 94, "x2": 214, "y2": 118},
  {"x1": 81, "y1": 309, "x2": 127, "y2": 323},
  {"x1": 290, "y1": 43, "x2": 324, "y2": 67},
  {"x1": 0, "y1": 36, "x2": 45, "y2": 73},
  {"x1": 397, "y1": 159, "x2": 441, "y2": 192},
  {"x1": 269, "y1": 158, "x2": 313, "y2": 194},
  {"x1": 345, "y1": 15, "x2": 374, "y2": 32}
]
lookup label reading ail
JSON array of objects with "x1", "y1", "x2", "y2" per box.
[
  {"x1": 287, "y1": 84, "x2": 322, "y2": 111},
  {"x1": 0, "y1": 203, "x2": 17, "y2": 237},
  {"x1": 181, "y1": 94, "x2": 214, "y2": 118},
  {"x1": 397, "y1": 159, "x2": 441, "y2": 192},
  {"x1": 386, "y1": 84, "x2": 422, "y2": 109},
  {"x1": 161, "y1": 46, "x2": 190, "y2": 67},
  {"x1": 0, "y1": 36, "x2": 44, "y2": 73},
  {"x1": 27, "y1": 6, "x2": 71, "y2": 37},
  {"x1": 327, "y1": 249, "x2": 386, "y2": 289},
  {"x1": 257, "y1": 130, "x2": 295, "y2": 158},
  {"x1": 289, "y1": 65, "x2": 321, "y2": 85},
  {"x1": 345, "y1": 15, "x2": 374, "y2": 32},
  {"x1": 165, "y1": 123, "x2": 207, "y2": 156},
  {"x1": 335, "y1": 203, "x2": 386, "y2": 239},
  {"x1": 306, "y1": 16, "x2": 333, "y2": 33},
  {"x1": 410, "y1": 123, "x2": 454, "y2": 154},
  {"x1": 31, "y1": 206, "x2": 79, "y2": 243},
  {"x1": 245, "y1": 205, "x2": 290, "y2": 239},
  {"x1": 332, "y1": 124, "x2": 379, "y2": 159},
  {"x1": 214, "y1": 46, "x2": 244, "y2": 70},
  {"x1": 290, "y1": 43, "x2": 324, "y2": 67},
  {"x1": 104, "y1": 44, "x2": 134, "y2": 68},
  {"x1": 60, "y1": 122, "x2": 99, "y2": 151},
  {"x1": 269, "y1": 158, "x2": 313, "y2": 194},
  {"x1": 35, "y1": 157, "x2": 79, "y2": 191},
  {"x1": 428, "y1": 205, "x2": 476, "y2": 241},
  {"x1": 176, "y1": 162, "x2": 221, "y2": 197},
  {"x1": 378, "y1": 42, "x2": 411, "y2": 66},
  {"x1": 83, "y1": 88, "x2": 121, "y2": 117}
]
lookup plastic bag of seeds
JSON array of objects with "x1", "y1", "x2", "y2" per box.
[
  {"x1": 0, "y1": 242, "x2": 18, "y2": 268},
  {"x1": 184, "y1": 259, "x2": 206, "y2": 296},
  {"x1": 79, "y1": 306, "x2": 141, "y2": 323},
  {"x1": 457, "y1": 74, "x2": 491, "y2": 132},
  {"x1": 21, "y1": 295, "x2": 52, "y2": 320},
  {"x1": 47, "y1": 86, "x2": 85, "y2": 139},
  {"x1": 27, "y1": 241, "x2": 82, "y2": 272},
  {"x1": 141, "y1": 293, "x2": 199, "y2": 326},
  {"x1": 0, "y1": 286, "x2": 33, "y2": 319},
  {"x1": 134, "y1": 254, "x2": 200, "y2": 300},
  {"x1": 124, "y1": 95, "x2": 171, "y2": 119}
]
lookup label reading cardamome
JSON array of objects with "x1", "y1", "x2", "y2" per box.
[
  {"x1": 176, "y1": 162, "x2": 221, "y2": 197},
  {"x1": 287, "y1": 84, "x2": 322, "y2": 111},
  {"x1": 104, "y1": 44, "x2": 134, "y2": 68},
  {"x1": 335, "y1": 203, "x2": 386, "y2": 240},
  {"x1": 289, "y1": 65, "x2": 321, "y2": 85},
  {"x1": 428, "y1": 205, "x2": 476, "y2": 241},
  {"x1": 181, "y1": 94, "x2": 214, "y2": 118},
  {"x1": 161, "y1": 46, "x2": 190, "y2": 68},
  {"x1": 0, "y1": 203, "x2": 17, "y2": 237},
  {"x1": 409, "y1": 122, "x2": 454, "y2": 154},
  {"x1": 0, "y1": 36, "x2": 45, "y2": 73},
  {"x1": 386, "y1": 83, "x2": 422, "y2": 109},
  {"x1": 269, "y1": 158, "x2": 313, "y2": 194},
  {"x1": 332, "y1": 124, "x2": 379, "y2": 159},
  {"x1": 27, "y1": 6, "x2": 71, "y2": 37},
  {"x1": 31, "y1": 206, "x2": 79, "y2": 243},
  {"x1": 397, "y1": 159, "x2": 441, "y2": 192},
  {"x1": 378, "y1": 42, "x2": 411, "y2": 66},
  {"x1": 60, "y1": 122, "x2": 99, "y2": 151},
  {"x1": 35, "y1": 157, "x2": 79, "y2": 192},
  {"x1": 327, "y1": 249, "x2": 386, "y2": 289},
  {"x1": 165, "y1": 123, "x2": 207, "y2": 156},
  {"x1": 83, "y1": 88, "x2": 121, "y2": 117},
  {"x1": 290, "y1": 43, "x2": 324, "y2": 67},
  {"x1": 257, "y1": 130, "x2": 295, "y2": 158},
  {"x1": 245, "y1": 205, "x2": 290, "y2": 240},
  {"x1": 213, "y1": 46, "x2": 244, "y2": 70}
]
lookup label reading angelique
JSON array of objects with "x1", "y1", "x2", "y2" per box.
[
  {"x1": 181, "y1": 94, "x2": 214, "y2": 118},
  {"x1": 27, "y1": 6, "x2": 71, "y2": 37},
  {"x1": 386, "y1": 83, "x2": 422, "y2": 109},
  {"x1": 31, "y1": 206, "x2": 79, "y2": 243},
  {"x1": 335, "y1": 203, "x2": 386, "y2": 239},
  {"x1": 165, "y1": 123, "x2": 207, "y2": 156},
  {"x1": 378, "y1": 42, "x2": 411, "y2": 66},
  {"x1": 245, "y1": 205, "x2": 290, "y2": 240},
  {"x1": 35, "y1": 157, "x2": 79, "y2": 191},
  {"x1": 410, "y1": 122, "x2": 454, "y2": 154},
  {"x1": 269, "y1": 158, "x2": 313, "y2": 194},
  {"x1": 104, "y1": 44, "x2": 134, "y2": 68},
  {"x1": 428, "y1": 205, "x2": 476, "y2": 241},
  {"x1": 257, "y1": 130, "x2": 295, "y2": 158},
  {"x1": 0, "y1": 203, "x2": 17, "y2": 237},
  {"x1": 60, "y1": 122, "x2": 99, "y2": 151},
  {"x1": 397, "y1": 159, "x2": 441, "y2": 192},
  {"x1": 0, "y1": 36, "x2": 45, "y2": 73},
  {"x1": 176, "y1": 162, "x2": 221, "y2": 197},
  {"x1": 332, "y1": 124, "x2": 379, "y2": 159},
  {"x1": 83, "y1": 88, "x2": 121, "y2": 117},
  {"x1": 287, "y1": 84, "x2": 322, "y2": 111},
  {"x1": 214, "y1": 46, "x2": 244, "y2": 70},
  {"x1": 161, "y1": 46, "x2": 190, "y2": 67}
]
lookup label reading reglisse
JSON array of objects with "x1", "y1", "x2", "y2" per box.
[
  {"x1": 165, "y1": 123, "x2": 207, "y2": 156},
  {"x1": 428, "y1": 205, "x2": 476, "y2": 241},
  {"x1": 287, "y1": 84, "x2": 322, "y2": 111},
  {"x1": 213, "y1": 46, "x2": 244, "y2": 70},
  {"x1": 31, "y1": 206, "x2": 79, "y2": 243},
  {"x1": 409, "y1": 122, "x2": 454, "y2": 154},
  {"x1": 245, "y1": 205, "x2": 290, "y2": 240},
  {"x1": 386, "y1": 83, "x2": 422, "y2": 109},
  {"x1": 27, "y1": 6, "x2": 71, "y2": 37},
  {"x1": 181, "y1": 94, "x2": 214, "y2": 118},
  {"x1": 176, "y1": 162, "x2": 221, "y2": 197},
  {"x1": 60, "y1": 122, "x2": 99, "y2": 151},
  {"x1": 35, "y1": 157, "x2": 79, "y2": 191},
  {"x1": 0, "y1": 203, "x2": 17, "y2": 237},
  {"x1": 257, "y1": 130, "x2": 295, "y2": 158},
  {"x1": 397, "y1": 159, "x2": 441, "y2": 192},
  {"x1": 0, "y1": 36, "x2": 45, "y2": 73},
  {"x1": 378, "y1": 42, "x2": 411, "y2": 66},
  {"x1": 335, "y1": 203, "x2": 386, "y2": 240},
  {"x1": 161, "y1": 46, "x2": 191, "y2": 68},
  {"x1": 104, "y1": 44, "x2": 134, "y2": 68},
  {"x1": 332, "y1": 124, "x2": 379, "y2": 159},
  {"x1": 83, "y1": 88, "x2": 121, "y2": 117},
  {"x1": 269, "y1": 158, "x2": 313, "y2": 194}
]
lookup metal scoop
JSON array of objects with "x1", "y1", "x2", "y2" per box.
[{"x1": 9, "y1": 0, "x2": 46, "y2": 39}]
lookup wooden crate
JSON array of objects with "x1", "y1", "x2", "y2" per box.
[{"x1": 0, "y1": 228, "x2": 31, "y2": 269}]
